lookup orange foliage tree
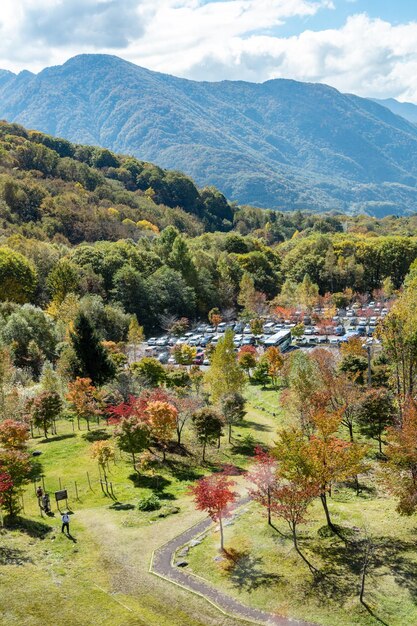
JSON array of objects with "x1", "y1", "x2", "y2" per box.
[{"x1": 145, "y1": 400, "x2": 178, "y2": 461}]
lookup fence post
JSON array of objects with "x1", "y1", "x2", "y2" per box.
[
  {"x1": 75, "y1": 481, "x2": 80, "y2": 501},
  {"x1": 87, "y1": 472, "x2": 93, "y2": 491}
]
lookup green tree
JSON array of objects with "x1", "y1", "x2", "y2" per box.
[
  {"x1": 356, "y1": 388, "x2": 395, "y2": 453},
  {"x1": 70, "y1": 312, "x2": 116, "y2": 385},
  {"x1": 238, "y1": 273, "x2": 257, "y2": 318},
  {"x1": 297, "y1": 274, "x2": 319, "y2": 311},
  {"x1": 250, "y1": 318, "x2": 264, "y2": 338},
  {"x1": 252, "y1": 359, "x2": 270, "y2": 388},
  {"x1": 47, "y1": 258, "x2": 79, "y2": 304},
  {"x1": 128, "y1": 316, "x2": 144, "y2": 362},
  {"x1": 132, "y1": 357, "x2": 166, "y2": 387},
  {"x1": 30, "y1": 391, "x2": 62, "y2": 438},
  {"x1": 192, "y1": 408, "x2": 224, "y2": 462},
  {"x1": 172, "y1": 344, "x2": 196, "y2": 368},
  {"x1": 221, "y1": 392, "x2": 246, "y2": 442},
  {"x1": 114, "y1": 416, "x2": 150, "y2": 472},
  {"x1": 0, "y1": 247, "x2": 37, "y2": 303},
  {"x1": 205, "y1": 330, "x2": 245, "y2": 403}
]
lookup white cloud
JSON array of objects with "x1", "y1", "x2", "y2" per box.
[{"x1": 1, "y1": 2, "x2": 417, "y2": 102}]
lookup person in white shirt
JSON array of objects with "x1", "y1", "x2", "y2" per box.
[{"x1": 61, "y1": 512, "x2": 70, "y2": 535}]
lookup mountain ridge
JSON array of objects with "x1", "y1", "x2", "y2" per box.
[{"x1": 2, "y1": 54, "x2": 417, "y2": 215}]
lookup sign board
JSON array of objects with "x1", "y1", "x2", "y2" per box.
[{"x1": 55, "y1": 490, "x2": 68, "y2": 502}]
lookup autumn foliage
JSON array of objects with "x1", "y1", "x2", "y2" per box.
[{"x1": 189, "y1": 472, "x2": 237, "y2": 551}]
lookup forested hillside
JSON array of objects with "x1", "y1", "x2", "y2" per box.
[
  {"x1": 2, "y1": 55, "x2": 417, "y2": 214},
  {"x1": 2, "y1": 120, "x2": 417, "y2": 359}
]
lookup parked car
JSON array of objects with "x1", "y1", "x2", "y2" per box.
[
  {"x1": 157, "y1": 352, "x2": 169, "y2": 364},
  {"x1": 335, "y1": 326, "x2": 345, "y2": 336},
  {"x1": 147, "y1": 337, "x2": 156, "y2": 346},
  {"x1": 188, "y1": 335, "x2": 202, "y2": 346},
  {"x1": 193, "y1": 354, "x2": 204, "y2": 365}
]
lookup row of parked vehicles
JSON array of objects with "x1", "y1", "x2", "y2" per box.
[
  {"x1": 299, "y1": 303, "x2": 389, "y2": 345},
  {"x1": 144, "y1": 302, "x2": 390, "y2": 364},
  {"x1": 145, "y1": 321, "x2": 293, "y2": 364}
]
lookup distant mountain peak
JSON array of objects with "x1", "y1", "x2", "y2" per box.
[{"x1": 1, "y1": 54, "x2": 417, "y2": 216}]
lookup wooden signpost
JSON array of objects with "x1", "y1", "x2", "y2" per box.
[{"x1": 55, "y1": 489, "x2": 68, "y2": 512}]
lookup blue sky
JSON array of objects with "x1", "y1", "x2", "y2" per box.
[
  {"x1": 1, "y1": 1, "x2": 417, "y2": 102},
  {"x1": 278, "y1": 1, "x2": 417, "y2": 35}
]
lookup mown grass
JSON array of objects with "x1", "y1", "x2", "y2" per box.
[
  {"x1": 187, "y1": 489, "x2": 417, "y2": 626},
  {"x1": 182, "y1": 383, "x2": 417, "y2": 626},
  {"x1": 0, "y1": 387, "x2": 279, "y2": 626}
]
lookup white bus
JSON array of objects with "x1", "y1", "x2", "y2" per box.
[{"x1": 263, "y1": 330, "x2": 292, "y2": 351}]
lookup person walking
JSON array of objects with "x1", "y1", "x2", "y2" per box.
[{"x1": 61, "y1": 511, "x2": 70, "y2": 535}]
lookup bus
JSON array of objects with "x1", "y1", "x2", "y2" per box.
[{"x1": 263, "y1": 330, "x2": 292, "y2": 351}]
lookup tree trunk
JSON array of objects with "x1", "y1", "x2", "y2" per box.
[
  {"x1": 320, "y1": 491, "x2": 335, "y2": 529},
  {"x1": 132, "y1": 451, "x2": 137, "y2": 472},
  {"x1": 202, "y1": 439, "x2": 206, "y2": 463},
  {"x1": 219, "y1": 514, "x2": 224, "y2": 552},
  {"x1": 291, "y1": 523, "x2": 316, "y2": 573},
  {"x1": 43, "y1": 424, "x2": 48, "y2": 439},
  {"x1": 86, "y1": 417, "x2": 90, "y2": 431},
  {"x1": 378, "y1": 433, "x2": 383, "y2": 454},
  {"x1": 348, "y1": 422, "x2": 354, "y2": 443},
  {"x1": 267, "y1": 487, "x2": 272, "y2": 526},
  {"x1": 228, "y1": 424, "x2": 232, "y2": 444},
  {"x1": 177, "y1": 427, "x2": 181, "y2": 445}
]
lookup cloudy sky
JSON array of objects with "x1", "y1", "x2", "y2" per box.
[{"x1": 1, "y1": 0, "x2": 417, "y2": 101}]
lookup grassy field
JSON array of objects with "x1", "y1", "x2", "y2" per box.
[
  {"x1": 183, "y1": 388, "x2": 417, "y2": 626},
  {"x1": 3, "y1": 383, "x2": 415, "y2": 626},
  {"x1": 0, "y1": 386, "x2": 280, "y2": 626}
]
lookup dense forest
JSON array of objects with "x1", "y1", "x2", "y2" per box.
[{"x1": 2, "y1": 121, "x2": 417, "y2": 378}]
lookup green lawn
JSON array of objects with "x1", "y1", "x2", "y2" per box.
[
  {"x1": 180, "y1": 386, "x2": 417, "y2": 626},
  {"x1": 4, "y1": 384, "x2": 413, "y2": 626},
  {"x1": 185, "y1": 445, "x2": 417, "y2": 625},
  {"x1": 0, "y1": 385, "x2": 279, "y2": 626}
]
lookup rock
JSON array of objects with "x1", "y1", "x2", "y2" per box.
[
  {"x1": 178, "y1": 547, "x2": 189, "y2": 556},
  {"x1": 175, "y1": 560, "x2": 188, "y2": 568},
  {"x1": 213, "y1": 556, "x2": 224, "y2": 562},
  {"x1": 189, "y1": 539, "x2": 202, "y2": 547}
]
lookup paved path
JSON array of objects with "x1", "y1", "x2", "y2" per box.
[{"x1": 150, "y1": 498, "x2": 315, "y2": 626}]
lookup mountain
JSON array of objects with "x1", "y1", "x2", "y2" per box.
[
  {"x1": 372, "y1": 98, "x2": 417, "y2": 126},
  {"x1": 2, "y1": 54, "x2": 417, "y2": 214}
]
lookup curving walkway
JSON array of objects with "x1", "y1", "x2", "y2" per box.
[{"x1": 150, "y1": 498, "x2": 315, "y2": 626}]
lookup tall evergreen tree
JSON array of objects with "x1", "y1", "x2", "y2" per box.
[{"x1": 70, "y1": 313, "x2": 115, "y2": 385}]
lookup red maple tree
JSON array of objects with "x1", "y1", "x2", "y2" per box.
[
  {"x1": 189, "y1": 473, "x2": 238, "y2": 551},
  {"x1": 248, "y1": 446, "x2": 277, "y2": 525},
  {"x1": 106, "y1": 395, "x2": 139, "y2": 424},
  {"x1": 0, "y1": 471, "x2": 13, "y2": 510}
]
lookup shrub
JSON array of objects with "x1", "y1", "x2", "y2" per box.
[{"x1": 137, "y1": 493, "x2": 161, "y2": 511}]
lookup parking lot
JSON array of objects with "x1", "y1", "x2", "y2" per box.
[{"x1": 141, "y1": 301, "x2": 388, "y2": 365}]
